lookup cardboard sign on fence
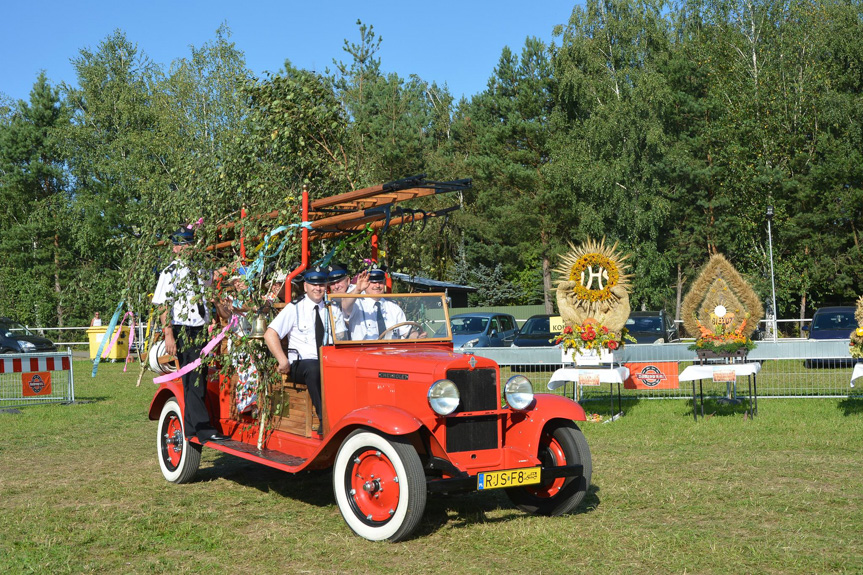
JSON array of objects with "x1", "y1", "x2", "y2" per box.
[{"x1": 624, "y1": 362, "x2": 680, "y2": 390}]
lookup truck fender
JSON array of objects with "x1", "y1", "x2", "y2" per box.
[
  {"x1": 332, "y1": 405, "x2": 424, "y2": 437},
  {"x1": 147, "y1": 383, "x2": 183, "y2": 420},
  {"x1": 532, "y1": 393, "x2": 587, "y2": 422}
]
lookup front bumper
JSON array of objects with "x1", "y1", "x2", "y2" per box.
[{"x1": 425, "y1": 464, "x2": 584, "y2": 493}]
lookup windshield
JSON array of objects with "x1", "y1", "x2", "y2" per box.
[
  {"x1": 451, "y1": 316, "x2": 488, "y2": 335},
  {"x1": 522, "y1": 316, "x2": 551, "y2": 335},
  {"x1": 0, "y1": 319, "x2": 33, "y2": 337},
  {"x1": 327, "y1": 293, "x2": 451, "y2": 344},
  {"x1": 627, "y1": 316, "x2": 663, "y2": 332},
  {"x1": 812, "y1": 311, "x2": 856, "y2": 331}
]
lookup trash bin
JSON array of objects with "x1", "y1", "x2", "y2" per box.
[{"x1": 86, "y1": 326, "x2": 130, "y2": 360}]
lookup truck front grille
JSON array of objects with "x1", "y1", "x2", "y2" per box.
[
  {"x1": 444, "y1": 368, "x2": 499, "y2": 451},
  {"x1": 446, "y1": 368, "x2": 497, "y2": 412},
  {"x1": 445, "y1": 415, "x2": 498, "y2": 452}
]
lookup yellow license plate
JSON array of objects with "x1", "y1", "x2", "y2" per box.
[{"x1": 477, "y1": 466, "x2": 541, "y2": 490}]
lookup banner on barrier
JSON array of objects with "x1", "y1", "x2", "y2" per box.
[
  {"x1": 22, "y1": 372, "x2": 52, "y2": 396},
  {"x1": 624, "y1": 361, "x2": 680, "y2": 390}
]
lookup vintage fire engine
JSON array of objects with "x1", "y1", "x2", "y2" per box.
[{"x1": 148, "y1": 178, "x2": 592, "y2": 541}]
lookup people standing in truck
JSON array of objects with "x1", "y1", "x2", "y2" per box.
[
  {"x1": 152, "y1": 226, "x2": 227, "y2": 443},
  {"x1": 264, "y1": 266, "x2": 346, "y2": 432},
  {"x1": 214, "y1": 265, "x2": 258, "y2": 414}
]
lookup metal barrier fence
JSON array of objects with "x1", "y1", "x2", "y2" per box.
[
  {"x1": 465, "y1": 340, "x2": 861, "y2": 401},
  {"x1": 0, "y1": 351, "x2": 75, "y2": 408}
]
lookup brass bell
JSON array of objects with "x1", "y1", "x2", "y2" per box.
[{"x1": 248, "y1": 312, "x2": 269, "y2": 339}]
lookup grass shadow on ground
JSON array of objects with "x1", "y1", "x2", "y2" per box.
[
  {"x1": 415, "y1": 481, "x2": 601, "y2": 538},
  {"x1": 198, "y1": 452, "x2": 336, "y2": 507},
  {"x1": 837, "y1": 396, "x2": 863, "y2": 416}
]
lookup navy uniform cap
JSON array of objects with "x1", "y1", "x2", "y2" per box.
[
  {"x1": 368, "y1": 268, "x2": 386, "y2": 282},
  {"x1": 327, "y1": 262, "x2": 349, "y2": 282},
  {"x1": 171, "y1": 227, "x2": 194, "y2": 245},
  {"x1": 303, "y1": 266, "x2": 329, "y2": 285}
]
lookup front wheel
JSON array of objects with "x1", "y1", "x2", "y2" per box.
[
  {"x1": 505, "y1": 421, "x2": 592, "y2": 516},
  {"x1": 157, "y1": 398, "x2": 201, "y2": 483},
  {"x1": 333, "y1": 430, "x2": 427, "y2": 542}
]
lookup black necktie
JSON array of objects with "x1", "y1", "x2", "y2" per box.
[
  {"x1": 315, "y1": 305, "x2": 325, "y2": 349},
  {"x1": 374, "y1": 302, "x2": 387, "y2": 336}
]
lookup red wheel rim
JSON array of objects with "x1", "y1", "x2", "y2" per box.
[
  {"x1": 526, "y1": 431, "x2": 567, "y2": 498},
  {"x1": 346, "y1": 448, "x2": 401, "y2": 524},
  {"x1": 162, "y1": 413, "x2": 184, "y2": 470}
]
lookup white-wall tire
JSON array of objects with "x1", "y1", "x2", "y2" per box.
[
  {"x1": 156, "y1": 398, "x2": 201, "y2": 484},
  {"x1": 333, "y1": 430, "x2": 426, "y2": 542}
]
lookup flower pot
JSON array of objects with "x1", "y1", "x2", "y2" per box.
[{"x1": 563, "y1": 347, "x2": 614, "y2": 366}]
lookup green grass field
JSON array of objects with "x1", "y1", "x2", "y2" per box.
[{"x1": 1, "y1": 362, "x2": 861, "y2": 574}]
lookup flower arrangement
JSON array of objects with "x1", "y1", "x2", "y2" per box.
[
  {"x1": 688, "y1": 307, "x2": 756, "y2": 355},
  {"x1": 851, "y1": 327, "x2": 863, "y2": 359},
  {"x1": 552, "y1": 319, "x2": 635, "y2": 353}
]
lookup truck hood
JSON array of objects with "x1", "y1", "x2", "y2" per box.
[{"x1": 327, "y1": 344, "x2": 496, "y2": 381}]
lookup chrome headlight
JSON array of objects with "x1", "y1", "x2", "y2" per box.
[
  {"x1": 428, "y1": 379, "x2": 460, "y2": 415},
  {"x1": 463, "y1": 338, "x2": 479, "y2": 348},
  {"x1": 505, "y1": 375, "x2": 534, "y2": 410},
  {"x1": 18, "y1": 340, "x2": 36, "y2": 352}
]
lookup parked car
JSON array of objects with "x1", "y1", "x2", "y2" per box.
[
  {"x1": 802, "y1": 306, "x2": 857, "y2": 368},
  {"x1": 448, "y1": 312, "x2": 519, "y2": 348},
  {"x1": 625, "y1": 311, "x2": 679, "y2": 344},
  {"x1": 511, "y1": 314, "x2": 558, "y2": 347},
  {"x1": 0, "y1": 317, "x2": 57, "y2": 353}
]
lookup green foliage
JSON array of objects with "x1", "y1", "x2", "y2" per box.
[{"x1": 3, "y1": 7, "x2": 863, "y2": 330}]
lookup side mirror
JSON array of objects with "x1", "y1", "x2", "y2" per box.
[
  {"x1": 801, "y1": 325, "x2": 809, "y2": 332},
  {"x1": 489, "y1": 329, "x2": 498, "y2": 338}
]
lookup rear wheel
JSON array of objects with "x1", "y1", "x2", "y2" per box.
[
  {"x1": 157, "y1": 398, "x2": 201, "y2": 483},
  {"x1": 505, "y1": 421, "x2": 592, "y2": 516},
  {"x1": 333, "y1": 430, "x2": 426, "y2": 542}
]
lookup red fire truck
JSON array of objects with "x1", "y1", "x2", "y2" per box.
[{"x1": 148, "y1": 178, "x2": 592, "y2": 541}]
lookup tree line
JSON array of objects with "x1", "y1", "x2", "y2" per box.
[{"x1": 1, "y1": 1, "x2": 861, "y2": 332}]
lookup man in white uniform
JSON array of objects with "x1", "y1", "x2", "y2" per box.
[
  {"x1": 348, "y1": 268, "x2": 413, "y2": 340},
  {"x1": 152, "y1": 227, "x2": 226, "y2": 442},
  {"x1": 264, "y1": 266, "x2": 346, "y2": 433}
]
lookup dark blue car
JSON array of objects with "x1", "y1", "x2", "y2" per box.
[
  {"x1": 802, "y1": 306, "x2": 856, "y2": 368},
  {"x1": 0, "y1": 317, "x2": 57, "y2": 353}
]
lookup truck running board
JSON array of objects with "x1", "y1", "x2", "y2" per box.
[{"x1": 205, "y1": 439, "x2": 308, "y2": 473}]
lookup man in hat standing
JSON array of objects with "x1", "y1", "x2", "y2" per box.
[
  {"x1": 153, "y1": 226, "x2": 227, "y2": 442},
  {"x1": 264, "y1": 266, "x2": 347, "y2": 433}
]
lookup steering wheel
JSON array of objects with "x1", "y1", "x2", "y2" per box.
[{"x1": 379, "y1": 321, "x2": 423, "y2": 339}]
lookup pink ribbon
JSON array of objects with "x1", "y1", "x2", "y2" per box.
[
  {"x1": 152, "y1": 316, "x2": 238, "y2": 385},
  {"x1": 123, "y1": 316, "x2": 136, "y2": 372},
  {"x1": 102, "y1": 312, "x2": 135, "y2": 359}
]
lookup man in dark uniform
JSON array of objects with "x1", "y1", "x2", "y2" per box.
[{"x1": 152, "y1": 227, "x2": 227, "y2": 443}]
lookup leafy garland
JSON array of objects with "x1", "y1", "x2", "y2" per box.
[{"x1": 567, "y1": 253, "x2": 620, "y2": 302}]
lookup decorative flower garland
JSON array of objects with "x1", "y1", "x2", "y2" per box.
[{"x1": 567, "y1": 253, "x2": 620, "y2": 302}]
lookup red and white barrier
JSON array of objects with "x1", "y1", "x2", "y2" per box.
[{"x1": 0, "y1": 351, "x2": 74, "y2": 407}]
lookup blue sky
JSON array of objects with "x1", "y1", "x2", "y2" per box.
[{"x1": 1, "y1": 1, "x2": 578, "y2": 105}]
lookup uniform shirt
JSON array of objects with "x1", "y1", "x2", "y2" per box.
[
  {"x1": 330, "y1": 283, "x2": 357, "y2": 320},
  {"x1": 349, "y1": 297, "x2": 407, "y2": 340},
  {"x1": 152, "y1": 259, "x2": 211, "y2": 327},
  {"x1": 268, "y1": 295, "x2": 346, "y2": 361}
]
